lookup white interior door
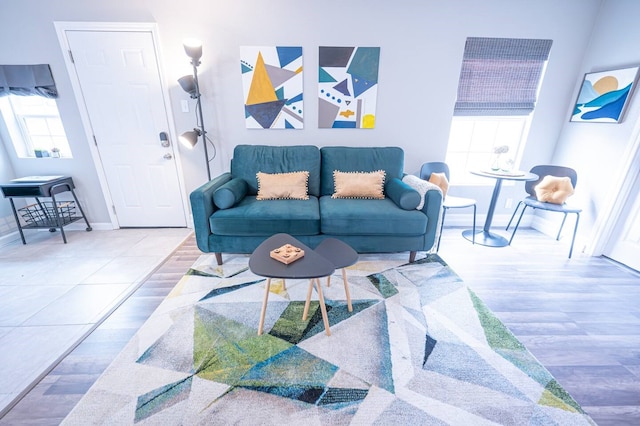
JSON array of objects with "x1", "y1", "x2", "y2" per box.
[
  {"x1": 604, "y1": 169, "x2": 640, "y2": 271},
  {"x1": 63, "y1": 28, "x2": 186, "y2": 227}
]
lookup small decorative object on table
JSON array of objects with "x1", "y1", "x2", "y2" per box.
[
  {"x1": 51, "y1": 147, "x2": 60, "y2": 158},
  {"x1": 270, "y1": 244, "x2": 304, "y2": 264},
  {"x1": 490, "y1": 145, "x2": 509, "y2": 171}
]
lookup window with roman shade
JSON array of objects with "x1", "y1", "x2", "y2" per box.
[
  {"x1": 445, "y1": 37, "x2": 553, "y2": 185},
  {"x1": 0, "y1": 64, "x2": 71, "y2": 158},
  {"x1": 454, "y1": 37, "x2": 553, "y2": 116}
]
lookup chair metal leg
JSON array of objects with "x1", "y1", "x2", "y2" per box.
[
  {"x1": 568, "y1": 212, "x2": 580, "y2": 259},
  {"x1": 436, "y1": 207, "x2": 447, "y2": 252},
  {"x1": 508, "y1": 205, "x2": 528, "y2": 245},
  {"x1": 471, "y1": 204, "x2": 476, "y2": 244},
  {"x1": 506, "y1": 201, "x2": 525, "y2": 231},
  {"x1": 556, "y1": 212, "x2": 568, "y2": 241}
]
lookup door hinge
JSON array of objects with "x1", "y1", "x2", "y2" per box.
[
  {"x1": 93, "y1": 135, "x2": 97, "y2": 146},
  {"x1": 68, "y1": 50, "x2": 74, "y2": 63},
  {"x1": 111, "y1": 205, "x2": 117, "y2": 215}
]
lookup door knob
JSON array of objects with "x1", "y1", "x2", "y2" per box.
[{"x1": 163, "y1": 153, "x2": 173, "y2": 160}]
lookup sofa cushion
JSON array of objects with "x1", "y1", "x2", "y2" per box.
[
  {"x1": 213, "y1": 178, "x2": 248, "y2": 209},
  {"x1": 210, "y1": 196, "x2": 320, "y2": 236},
  {"x1": 320, "y1": 146, "x2": 405, "y2": 196},
  {"x1": 231, "y1": 145, "x2": 321, "y2": 196},
  {"x1": 320, "y1": 196, "x2": 427, "y2": 236},
  {"x1": 386, "y1": 177, "x2": 421, "y2": 210},
  {"x1": 332, "y1": 170, "x2": 385, "y2": 199},
  {"x1": 256, "y1": 171, "x2": 309, "y2": 200}
]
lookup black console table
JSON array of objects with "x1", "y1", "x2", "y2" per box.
[{"x1": 0, "y1": 175, "x2": 92, "y2": 244}]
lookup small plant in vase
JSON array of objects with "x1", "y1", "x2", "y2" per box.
[
  {"x1": 51, "y1": 147, "x2": 61, "y2": 158},
  {"x1": 490, "y1": 145, "x2": 509, "y2": 171}
]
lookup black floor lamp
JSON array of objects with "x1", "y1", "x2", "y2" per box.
[{"x1": 178, "y1": 38, "x2": 213, "y2": 181}]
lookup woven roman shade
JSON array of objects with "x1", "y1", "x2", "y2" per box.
[
  {"x1": 0, "y1": 64, "x2": 58, "y2": 98},
  {"x1": 454, "y1": 37, "x2": 552, "y2": 116}
]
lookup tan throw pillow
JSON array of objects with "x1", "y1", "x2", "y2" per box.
[
  {"x1": 534, "y1": 175, "x2": 574, "y2": 204},
  {"x1": 256, "y1": 171, "x2": 309, "y2": 200},
  {"x1": 332, "y1": 170, "x2": 385, "y2": 199},
  {"x1": 428, "y1": 172, "x2": 449, "y2": 199}
]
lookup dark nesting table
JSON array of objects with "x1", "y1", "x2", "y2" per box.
[
  {"x1": 310, "y1": 238, "x2": 359, "y2": 313},
  {"x1": 249, "y1": 233, "x2": 335, "y2": 336}
]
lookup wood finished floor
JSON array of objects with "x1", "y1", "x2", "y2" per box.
[{"x1": 1, "y1": 228, "x2": 639, "y2": 425}]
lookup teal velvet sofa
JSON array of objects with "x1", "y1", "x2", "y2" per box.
[{"x1": 189, "y1": 145, "x2": 442, "y2": 265}]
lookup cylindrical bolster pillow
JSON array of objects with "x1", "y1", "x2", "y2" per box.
[
  {"x1": 385, "y1": 177, "x2": 421, "y2": 210},
  {"x1": 213, "y1": 178, "x2": 248, "y2": 209}
]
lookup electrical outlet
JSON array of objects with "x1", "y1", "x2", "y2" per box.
[
  {"x1": 505, "y1": 198, "x2": 513, "y2": 209},
  {"x1": 181, "y1": 100, "x2": 189, "y2": 113}
]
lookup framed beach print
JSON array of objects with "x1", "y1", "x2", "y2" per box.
[{"x1": 571, "y1": 66, "x2": 639, "y2": 123}]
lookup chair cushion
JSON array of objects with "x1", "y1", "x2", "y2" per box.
[
  {"x1": 534, "y1": 175, "x2": 574, "y2": 204},
  {"x1": 256, "y1": 171, "x2": 309, "y2": 200},
  {"x1": 210, "y1": 196, "x2": 320, "y2": 236},
  {"x1": 385, "y1": 178, "x2": 421, "y2": 210},
  {"x1": 428, "y1": 172, "x2": 449, "y2": 199},
  {"x1": 402, "y1": 174, "x2": 440, "y2": 210},
  {"x1": 213, "y1": 178, "x2": 248, "y2": 209},
  {"x1": 320, "y1": 196, "x2": 427, "y2": 236},
  {"x1": 332, "y1": 170, "x2": 385, "y2": 199}
]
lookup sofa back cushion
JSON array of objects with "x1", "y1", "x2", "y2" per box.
[
  {"x1": 231, "y1": 145, "x2": 321, "y2": 196},
  {"x1": 320, "y1": 146, "x2": 405, "y2": 196}
]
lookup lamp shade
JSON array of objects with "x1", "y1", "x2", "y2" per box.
[
  {"x1": 183, "y1": 38, "x2": 203, "y2": 62},
  {"x1": 179, "y1": 129, "x2": 201, "y2": 149},
  {"x1": 178, "y1": 75, "x2": 197, "y2": 97}
]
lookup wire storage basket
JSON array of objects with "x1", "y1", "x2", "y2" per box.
[{"x1": 18, "y1": 200, "x2": 80, "y2": 229}]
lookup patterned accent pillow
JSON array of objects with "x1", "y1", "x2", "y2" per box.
[
  {"x1": 256, "y1": 171, "x2": 309, "y2": 200},
  {"x1": 402, "y1": 174, "x2": 441, "y2": 210},
  {"x1": 332, "y1": 170, "x2": 385, "y2": 199},
  {"x1": 534, "y1": 175, "x2": 574, "y2": 204}
]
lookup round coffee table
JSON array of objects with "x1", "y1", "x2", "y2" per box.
[{"x1": 249, "y1": 233, "x2": 335, "y2": 336}]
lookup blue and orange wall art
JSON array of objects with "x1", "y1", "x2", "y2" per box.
[
  {"x1": 571, "y1": 66, "x2": 639, "y2": 123},
  {"x1": 241, "y1": 46, "x2": 303, "y2": 129},
  {"x1": 318, "y1": 46, "x2": 380, "y2": 129}
]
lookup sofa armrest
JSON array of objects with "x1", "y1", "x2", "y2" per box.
[
  {"x1": 189, "y1": 172, "x2": 232, "y2": 252},
  {"x1": 421, "y1": 186, "x2": 443, "y2": 250}
]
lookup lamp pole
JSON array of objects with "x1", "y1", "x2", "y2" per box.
[{"x1": 191, "y1": 60, "x2": 211, "y2": 181}]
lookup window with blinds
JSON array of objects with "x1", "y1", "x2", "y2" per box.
[{"x1": 446, "y1": 37, "x2": 552, "y2": 185}]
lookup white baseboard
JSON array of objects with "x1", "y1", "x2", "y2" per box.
[
  {"x1": 442, "y1": 212, "x2": 534, "y2": 228},
  {"x1": 63, "y1": 222, "x2": 113, "y2": 231},
  {"x1": 0, "y1": 222, "x2": 114, "y2": 247}
]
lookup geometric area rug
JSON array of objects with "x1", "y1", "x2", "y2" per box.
[{"x1": 62, "y1": 253, "x2": 596, "y2": 425}]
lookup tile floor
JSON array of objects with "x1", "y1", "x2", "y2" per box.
[{"x1": 0, "y1": 226, "x2": 192, "y2": 415}]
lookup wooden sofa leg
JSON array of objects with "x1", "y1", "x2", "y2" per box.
[
  {"x1": 409, "y1": 251, "x2": 416, "y2": 263},
  {"x1": 215, "y1": 253, "x2": 223, "y2": 265}
]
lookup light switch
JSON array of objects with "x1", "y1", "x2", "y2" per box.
[{"x1": 181, "y1": 100, "x2": 189, "y2": 113}]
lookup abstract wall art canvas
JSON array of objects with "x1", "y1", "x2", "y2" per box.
[
  {"x1": 318, "y1": 46, "x2": 380, "y2": 129},
  {"x1": 571, "y1": 66, "x2": 639, "y2": 123},
  {"x1": 241, "y1": 46, "x2": 303, "y2": 129}
]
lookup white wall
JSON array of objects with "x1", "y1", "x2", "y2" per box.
[
  {"x1": 553, "y1": 0, "x2": 640, "y2": 253},
  {"x1": 0, "y1": 0, "x2": 603, "y2": 240},
  {"x1": 0, "y1": 140, "x2": 17, "y2": 241}
]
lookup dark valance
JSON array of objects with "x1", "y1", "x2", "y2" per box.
[
  {"x1": 0, "y1": 64, "x2": 58, "y2": 98},
  {"x1": 454, "y1": 38, "x2": 553, "y2": 116}
]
